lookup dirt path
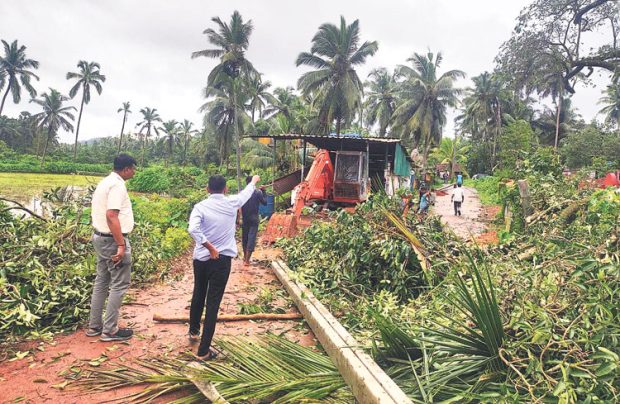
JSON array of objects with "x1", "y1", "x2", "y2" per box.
[
  {"x1": 0, "y1": 247, "x2": 315, "y2": 403},
  {"x1": 433, "y1": 186, "x2": 487, "y2": 240}
]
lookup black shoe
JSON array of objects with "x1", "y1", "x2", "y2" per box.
[
  {"x1": 196, "y1": 348, "x2": 218, "y2": 361},
  {"x1": 85, "y1": 327, "x2": 102, "y2": 337},
  {"x1": 101, "y1": 328, "x2": 133, "y2": 342}
]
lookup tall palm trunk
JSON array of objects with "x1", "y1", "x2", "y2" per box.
[
  {"x1": 183, "y1": 134, "x2": 189, "y2": 166},
  {"x1": 167, "y1": 135, "x2": 173, "y2": 166},
  {"x1": 492, "y1": 101, "x2": 501, "y2": 170},
  {"x1": 40, "y1": 125, "x2": 53, "y2": 167},
  {"x1": 0, "y1": 84, "x2": 11, "y2": 116},
  {"x1": 232, "y1": 80, "x2": 242, "y2": 191},
  {"x1": 421, "y1": 136, "x2": 433, "y2": 172},
  {"x1": 73, "y1": 92, "x2": 86, "y2": 160},
  {"x1": 118, "y1": 111, "x2": 127, "y2": 153},
  {"x1": 554, "y1": 91, "x2": 563, "y2": 151},
  {"x1": 336, "y1": 118, "x2": 341, "y2": 135}
]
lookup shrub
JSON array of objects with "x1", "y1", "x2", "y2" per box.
[
  {"x1": 162, "y1": 227, "x2": 192, "y2": 258},
  {"x1": 128, "y1": 166, "x2": 171, "y2": 193}
]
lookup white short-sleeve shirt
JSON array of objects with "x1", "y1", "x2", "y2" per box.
[{"x1": 91, "y1": 172, "x2": 134, "y2": 233}]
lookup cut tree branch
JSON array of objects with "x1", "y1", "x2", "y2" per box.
[
  {"x1": 0, "y1": 197, "x2": 47, "y2": 221},
  {"x1": 573, "y1": 0, "x2": 612, "y2": 25}
]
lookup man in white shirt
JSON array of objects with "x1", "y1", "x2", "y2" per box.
[
  {"x1": 451, "y1": 183, "x2": 465, "y2": 216},
  {"x1": 86, "y1": 154, "x2": 136, "y2": 342},
  {"x1": 188, "y1": 174, "x2": 260, "y2": 360}
]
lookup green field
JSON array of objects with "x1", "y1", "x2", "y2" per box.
[{"x1": 0, "y1": 172, "x2": 103, "y2": 202}]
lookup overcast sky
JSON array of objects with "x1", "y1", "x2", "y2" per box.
[{"x1": 0, "y1": 0, "x2": 612, "y2": 143}]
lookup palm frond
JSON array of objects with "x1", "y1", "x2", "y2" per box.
[{"x1": 70, "y1": 334, "x2": 352, "y2": 403}]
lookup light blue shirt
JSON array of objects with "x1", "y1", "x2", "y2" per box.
[{"x1": 188, "y1": 184, "x2": 256, "y2": 261}]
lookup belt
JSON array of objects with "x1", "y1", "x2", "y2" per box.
[{"x1": 94, "y1": 230, "x2": 128, "y2": 237}]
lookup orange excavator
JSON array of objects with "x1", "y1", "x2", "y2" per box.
[{"x1": 262, "y1": 149, "x2": 369, "y2": 243}]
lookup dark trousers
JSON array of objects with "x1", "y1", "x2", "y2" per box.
[
  {"x1": 189, "y1": 256, "x2": 232, "y2": 356},
  {"x1": 242, "y1": 222, "x2": 259, "y2": 254},
  {"x1": 454, "y1": 201, "x2": 462, "y2": 216}
]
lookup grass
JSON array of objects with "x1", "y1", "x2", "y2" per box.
[
  {"x1": 0, "y1": 172, "x2": 102, "y2": 202},
  {"x1": 464, "y1": 177, "x2": 502, "y2": 206}
]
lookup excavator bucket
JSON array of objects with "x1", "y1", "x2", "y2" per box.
[{"x1": 262, "y1": 212, "x2": 298, "y2": 244}]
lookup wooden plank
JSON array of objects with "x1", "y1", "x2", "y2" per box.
[{"x1": 153, "y1": 312, "x2": 303, "y2": 323}]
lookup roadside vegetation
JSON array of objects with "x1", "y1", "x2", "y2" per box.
[
  {"x1": 281, "y1": 150, "x2": 620, "y2": 401},
  {"x1": 0, "y1": 191, "x2": 193, "y2": 341}
]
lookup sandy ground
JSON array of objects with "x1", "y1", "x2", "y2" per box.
[
  {"x1": 432, "y1": 186, "x2": 487, "y2": 240},
  {"x1": 0, "y1": 246, "x2": 315, "y2": 403}
]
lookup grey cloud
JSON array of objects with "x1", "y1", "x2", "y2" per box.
[{"x1": 0, "y1": 0, "x2": 610, "y2": 143}]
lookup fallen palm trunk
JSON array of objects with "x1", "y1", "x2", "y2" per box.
[
  {"x1": 153, "y1": 312, "x2": 303, "y2": 323},
  {"x1": 186, "y1": 361, "x2": 229, "y2": 404}
]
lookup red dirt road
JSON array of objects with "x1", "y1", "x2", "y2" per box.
[{"x1": 0, "y1": 247, "x2": 315, "y2": 403}]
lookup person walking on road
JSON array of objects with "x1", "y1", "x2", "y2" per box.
[
  {"x1": 241, "y1": 176, "x2": 266, "y2": 266},
  {"x1": 86, "y1": 154, "x2": 137, "y2": 342},
  {"x1": 451, "y1": 183, "x2": 465, "y2": 216},
  {"x1": 188, "y1": 174, "x2": 261, "y2": 360},
  {"x1": 456, "y1": 172, "x2": 463, "y2": 186}
]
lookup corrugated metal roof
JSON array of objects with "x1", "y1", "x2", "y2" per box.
[{"x1": 247, "y1": 133, "x2": 402, "y2": 144}]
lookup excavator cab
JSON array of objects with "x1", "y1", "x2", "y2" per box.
[
  {"x1": 333, "y1": 151, "x2": 368, "y2": 204},
  {"x1": 262, "y1": 149, "x2": 369, "y2": 244}
]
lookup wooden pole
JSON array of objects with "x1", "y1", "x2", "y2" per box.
[
  {"x1": 301, "y1": 140, "x2": 307, "y2": 181},
  {"x1": 153, "y1": 312, "x2": 303, "y2": 323},
  {"x1": 273, "y1": 138, "x2": 277, "y2": 210}
]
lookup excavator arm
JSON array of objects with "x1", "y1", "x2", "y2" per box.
[{"x1": 262, "y1": 149, "x2": 334, "y2": 244}]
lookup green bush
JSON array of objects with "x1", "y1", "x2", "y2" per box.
[
  {"x1": 465, "y1": 176, "x2": 502, "y2": 205},
  {"x1": 128, "y1": 166, "x2": 171, "y2": 193},
  {"x1": 162, "y1": 227, "x2": 192, "y2": 257},
  {"x1": 0, "y1": 191, "x2": 194, "y2": 340}
]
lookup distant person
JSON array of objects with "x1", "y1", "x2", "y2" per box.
[
  {"x1": 86, "y1": 154, "x2": 137, "y2": 342},
  {"x1": 451, "y1": 183, "x2": 465, "y2": 216},
  {"x1": 241, "y1": 176, "x2": 267, "y2": 266},
  {"x1": 456, "y1": 173, "x2": 463, "y2": 186},
  {"x1": 418, "y1": 189, "x2": 431, "y2": 215},
  {"x1": 443, "y1": 172, "x2": 449, "y2": 184},
  {"x1": 188, "y1": 174, "x2": 261, "y2": 360}
]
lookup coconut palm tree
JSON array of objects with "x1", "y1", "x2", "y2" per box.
[
  {"x1": 296, "y1": 16, "x2": 378, "y2": 135},
  {"x1": 66, "y1": 61, "x2": 106, "y2": 159},
  {"x1": 136, "y1": 107, "x2": 162, "y2": 165},
  {"x1": 538, "y1": 71, "x2": 565, "y2": 150},
  {"x1": 179, "y1": 119, "x2": 197, "y2": 165},
  {"x1": 201, "y1": 78, "x2": 251, "y2": 169},
  {"x1": 117, "y1": 101, "x2": 131, "y2": 153},
  {"x1": 192, "y1": 10, "x2": 257, "y2": 190},
  {"x1": 263, "y1": 86, "x2": 308, "y2": 133},
  {"x1": 364, "y1": 68, "x2": 397, "y2": 137},
  {"x1": 160, "y1": 120, "x2": 179, "y2": 165},
  {"x1": 598, "y1": 84, "x2": 620, "y2": 130},
  {"x1": 532, "y1": 98, "x2": 581, "y2": 146},
  {"x1": 459, "y1": 72, "x2": 504, "y2": 168},
  {"x1": 0, "y1": 40, "x2": 40, "y2": 116},
  {"x1": 30, "y1": 89, "x2": 75, "y2": 166},
  {"x1": 247, "y1": 74, "x2": 274, "y2": 123},
  {"x1": 431, "y1": 137, "x2": 470, "y2": 178},
  {"x1": 392, "y1": 51, "x2": 464, "y2": 168}
]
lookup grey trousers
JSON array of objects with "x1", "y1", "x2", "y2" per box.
[{"x1": 88, "y1": 234, "x2": 132, "y2": 335}]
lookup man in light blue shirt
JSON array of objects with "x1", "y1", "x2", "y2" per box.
[{"x1": 187, "y1": 174, "x2": 260, "y2": 359}]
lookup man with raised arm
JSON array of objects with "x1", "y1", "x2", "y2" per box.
[{"x1": 187, "y1": 174, "x2": 260, "y2": 360}]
